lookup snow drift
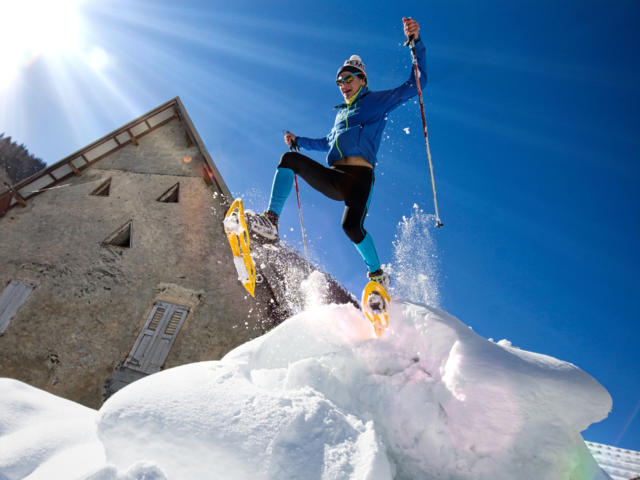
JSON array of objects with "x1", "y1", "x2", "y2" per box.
[
  {"x1": 0, "y1": 299, "x2": 612, "y2": 480},
  {"x1": 0, "y1": 379, "x2": 104, "y2": 480}
]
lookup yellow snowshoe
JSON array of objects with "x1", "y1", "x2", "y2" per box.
[
  {"x1": 361, "y1": 280, "x2": 391, "y2": 337},
  {"x1": 223, "y1": 198, "x2": 257, "y2": 297}
]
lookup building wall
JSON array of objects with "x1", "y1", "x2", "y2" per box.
[{"x1": 0, "y1": 118, "x2": 269, "y2": 408}]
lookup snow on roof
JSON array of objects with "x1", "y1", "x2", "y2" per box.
[{"x1": 587, "y1": 441, "x2": 640, "y2": 480}]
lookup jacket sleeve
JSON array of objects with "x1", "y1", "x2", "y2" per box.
[
  {"x1": 296, "y1": 135, "x2": 330, "y2": 152},
  {"x1": 374, "y1": 37, "x2": 428, "y2": 112}
]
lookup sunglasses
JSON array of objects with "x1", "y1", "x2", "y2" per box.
[{"x1": 336, "y1": 72, "x2": 363, "y2": 86}]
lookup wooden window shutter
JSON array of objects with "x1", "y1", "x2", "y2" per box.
[
  {"x1": 0, "y1": 281, "x2": 35, "y2": 335},
  {"x1": 123, "y1": 301, "x2": 189, "y2": 374}
]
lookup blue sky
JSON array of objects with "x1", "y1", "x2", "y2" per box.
[{"x1": 1, "y1": 0, "x2": 638, "y2": 450}]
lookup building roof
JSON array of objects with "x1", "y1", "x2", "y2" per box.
[
  {"x1": 586, "y1": 441, "x2": 640, "y2": 480},
  {"x1": 0, "y1": 97, "x2": 230, "y2": 216}
]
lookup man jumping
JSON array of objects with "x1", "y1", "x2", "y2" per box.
[{"x1": 248, "y1": 17, "x2": 427, "y2": 287}]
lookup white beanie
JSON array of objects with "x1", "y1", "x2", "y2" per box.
[{"x1": 337, "y1": 55, "x2": 366, "y2": 78}]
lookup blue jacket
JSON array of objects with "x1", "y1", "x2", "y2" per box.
[{"x1": 297, "y1": 38, "x2": 427, "y2": 168}]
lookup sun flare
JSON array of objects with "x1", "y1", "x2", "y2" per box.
[{"x1": 1, "y1": 0, "x2": 84, "y2": 88}]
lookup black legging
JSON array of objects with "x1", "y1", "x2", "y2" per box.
[{"x1": 278, "y1": 151, "x2": 374, "y2": 244}]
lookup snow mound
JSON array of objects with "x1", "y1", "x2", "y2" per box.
[
  {"x1": 94, "y1": 300, "x2": 612, "y2": 480},
  {"x1": 0, "y1": 378, "x2": 104, "y2": 480}
]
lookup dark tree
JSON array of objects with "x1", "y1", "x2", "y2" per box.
[{"x1": 0, "y1": 133, "x2": 46, "y2": 185}]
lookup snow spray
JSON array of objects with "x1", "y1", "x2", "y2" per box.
[
  {"x1": 300, "y1": 270, "x2": 330, "y2": 309},
  {"x1": 389, "y1": 203, "x2": 440, "y2": 307}
]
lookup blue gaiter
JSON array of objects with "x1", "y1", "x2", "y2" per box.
[
  {"x1": 354, "y1": 233, "x2": 381, "y2": 273},
  {"x1": 267, "y1": 167, "x2": 295, "y2": 216}
]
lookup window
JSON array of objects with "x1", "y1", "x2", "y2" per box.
[
  {"x1": 91, "y1": 178, "x2": 111, "y2": 197},
  {"x1": 0, "y1": 281, "x2": 35, "y2": 335},
  {"x1": 157, "y1": 182, "x2": 180, "y2": 203},
  {"x1": 123, "y1": 301, "x2": 189, "y2": 374},
  {"x1": 103, "y1": 220, "x2": 132, "y2": 248}
]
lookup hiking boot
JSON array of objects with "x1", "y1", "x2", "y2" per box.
[
  {"x1": 367, "y1": 268, "x2": 390, "y2": 288},
  {"x1": 366, "y1": 290, "x2": 387, "y2": 313},
  {"x1": 246, "y1": 210, "x2": 279, "y2": 241}
]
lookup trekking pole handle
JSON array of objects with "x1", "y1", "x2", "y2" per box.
[
  {"x1": 403, "y1": 17, "x2": 417, "y2": 47},
  {"x1": 284, "y1": 130, "x2": 300, "y2": 152}
]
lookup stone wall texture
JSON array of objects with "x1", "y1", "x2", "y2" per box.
[{"x1": 0, "y1": 116, "x2": 275, "y2": 408}]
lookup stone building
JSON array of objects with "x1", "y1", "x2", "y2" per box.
[{"x1": 0, "y1": 98, "x2": 354, "y2": 409}]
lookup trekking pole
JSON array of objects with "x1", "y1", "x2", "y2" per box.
[
  {"x1": 405, "y1": 31, "x2": 444, "y2": 228},
  {"x1": 285, "y1": 131, "x2": 311, "y2": 268}
]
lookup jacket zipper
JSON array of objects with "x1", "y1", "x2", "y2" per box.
[
  {"x1": 336, "y1": 104, "x2": 350, "y2": 158},
  {"x1": 335, "y1": 87, "x2": 362, "y2": 158}
]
